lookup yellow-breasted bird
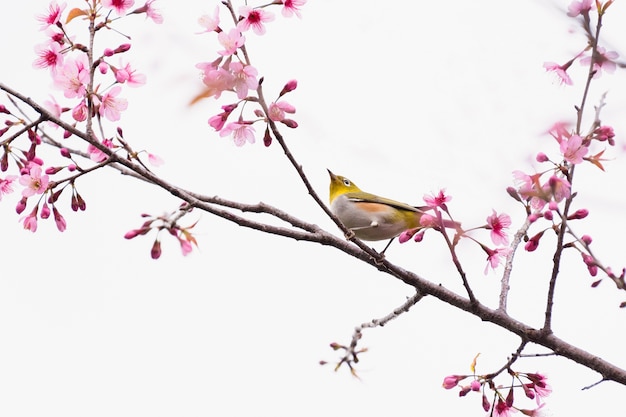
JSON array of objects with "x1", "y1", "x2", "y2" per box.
[{"x1": 327, "y1": 169, "x2": 429, "y2": 243}]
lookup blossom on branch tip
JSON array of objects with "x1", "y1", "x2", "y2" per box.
[
  {"x1": 112, "y1": 62, "x2": 146, "y2": 86},
  {"x1": 102, "y1": 0, "x2": 136, "y2": 16},
  {"x1": 423, "y1": 189, "x2": 451, "y2": 209},
  {"x1": 131, "y1": 0, "x2": 163, "y2": 24},
  {"x1": 36, "y1": 1, "x2": 66, "y2": 30},
  {"x1": 280, "y1": 0, "x2": 306, "y2": 18},
  {"x1": 268, "y1": 100, "x2": 296, "y2": 121},
  {"x1": 22, "y1": 206, "x2": 39, "y2": 232},
  {"x1": 237, "y1": 6, "x2": 275, "y2": 35},
  {"x1": 543, "y1": 61, "x2": 573, "y2": 85},
  {"x1": 198, "y1": 6, "x2": 220, "y2": 33},
  {"x1": 0, "y1": 175, "x2": 17, "y2": 201},
  {"x1": 484, "y1": 247, "x2": 511, "y2": 274}
]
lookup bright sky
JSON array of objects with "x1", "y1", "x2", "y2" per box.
[{"x1": 1, "y1": 1, "x2": 626, "y2": 416}]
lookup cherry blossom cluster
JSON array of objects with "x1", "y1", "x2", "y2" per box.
[
  {"x1": 194, "y1": 0, "x2": 305, "y2": 146},
  {"x1": 543, "y1": 0, "x2": 616, "y2": 86},
  {"x1": 512, "y1": 0, "x2": 625, "y2": 299},
  {"x1": 442, "y1": 355, "x2": 551, "y2": 417},
  {"x1": 0, "y1": 1, "x2": 162, "y2": 233},
  {"x1": 397, "y1": 190, "x2": 513, "y2": 275},
  {"x1": 124, "y1": 204, "x2": 198, "y2": 258}
]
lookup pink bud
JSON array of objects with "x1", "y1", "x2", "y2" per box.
[
  {"x1": 543, "y1": 210, "x2": 553, "y2": 221},
  {"x1": 98, "y1": 61, "x2": 108, "y2": 74},
  {"x1": 103, "y1": 48, "x2": 114, "y2": 57},
  {"x1": 413, "y1": 231, "x2": 425, "y2": 242},
  {"x1": 45, "y1": 166, "x2": 63, "y2": 175},
  {"x1": 263, "y1": 128, "x2": 272, "y2": 147},
  {"x1": 40, "y1": 202, "x2": 51, "y2": 219},
  {"x1": 470, "y1": 379, "x2": 481, "y2": 391},
  {"x1": 151, "y1": 239, "x2": 162, "y2": 259},
  {"x1": 60, "y1": 148, "x2": 71, "y2": 158},
  {"x1": 548, "y1": 201, "x2": 558, "y2": 211},
  {"x1": 280, "y1": 79, "x2": 298, "y2": 96},
  {"x1": 482, "y1": 394, "x2": 491, "y2": 412},
  {"x1": 15, "y1": 197, "x2": 27, "y2": 214},
  {"x1": 68, "y1": 164, "x2": 76, "y2": 172},
  {"x1": 442, "y1": 375, "x2": 466, "y2": 389},
  {"x1": 568, "y1": 208, "x2": 588, "y2": 220},
  {"x1": 115, "y1": 44, "x2": 131, "y2": 54},
  {"x1": 53, "y1": 206, "x2": 66, "y2": 232},
  {"x1": 581, "y1": 234, "x2": 592, "y2": 245},
  {"x1": 0, "y1": 104, "x2": 9, "y2": 114},
  {"x1": 536, "y1": 152, "x2": 549, "y2": 162},
  {"x1": 528, "y1": 213, "x2": 539, "y2": 223},
  {"x1": 280, "y1": 119, "x2": 298, "y2": 128}
]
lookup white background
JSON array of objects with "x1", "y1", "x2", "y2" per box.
[{"x1": 1, "y1": 0, "x2": 626, "y2": 416}]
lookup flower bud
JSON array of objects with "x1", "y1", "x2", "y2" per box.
[
  {"x1": 151, "y1": 239, "x2": 162, "y2": 259},
  {"x1": 536, "y1": 152, "x2": 549, "y2": 162},
  {"x1": 279, "y1": 79, "x2": 298, "y2": 96},
  {"x1": 568, "y1": 208, "x2": 588, "y2": 220}
]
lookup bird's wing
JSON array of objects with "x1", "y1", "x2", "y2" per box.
[{"x1": 344, "y1": 192, "x2": 426, "y2": 214}]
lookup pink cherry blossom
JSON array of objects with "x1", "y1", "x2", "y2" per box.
[
  {"x1": 113, "y1": 62, "x2": 146, "y2": 86},
  {"x1": 484, "y1": 247, "x2": 511, "y2": 274},
  {"x1": 97, "y1": 86, "x2": 128, "y2": 121},
  {"x1": 43, "y1": 96, "x2": 63, "y2": 128},
  {"x1": 492, "y1": 398, "x2": 514, "y2": 417},
  {"x1": 33, "y1": 41, "x2": 64, "y2": 71},
  {"x1": 53, "y1": 56, "x2": 90, "y2": 98},
  {"x1": 546, "y1": 175, "x2": 571, "y2": 202},
  {"x1": 87, "y1": 139, "x2": 115, "y2": 162},
  {"x1": 580, "y1": 47, "x2": 619, "y2": 78},
  {"x1": 147, "y1": 153, "x2": 164, "y2": 166},
  {"x1": 486, "y1": 210, "x2": 512, "y2": 245},
  {"x1": 0, "y1": 175, "x2": 18, "y2": 201},
  {"x1": 19, "y1": 165, "x2": 49, "y2": 197},
  {"x1": 220, "y1": 122, "x2": 256, "y2": 146},
  {"x1": 217, "y1": 28, "x2": 245, "y2": 56},
  {"x1": 102, "y1": 0, "x2": 135, "y2": 16},
  {"x1": 281, "y1": 0, "x2": 306, "y2": 18},
  {"x1": 567, "y1": 0, "x2": 593, "y2": 17},
  {"x1": 237, "y1": 6, "x2": 275, "y2": 35},
  {"x1": 543, "y1": 62, "x2": 573, "y2": 85},
  {"x1": 268, "y1": 100, "x2": 296, "y2": 121},
  {"x1": 423, "y1": 189, "x2": 451, "y2": 209},
  {"x1": 36, "y1": 1, "x2": 67, "y2": 30},
  {"x1": 560, "y1": 134, "x2": 588, "y2": 164},
  {"x1": 72, "y1": 100, "x2": 88, "y2": 122},
  {"x1": 229, "y1": 62, "x2": 258, "y2": 99},
  {"x1": 22, "y1": 207, "x2": 39, "y2": 232},
  {"x1": 133, "y1": 0, "x2": 163, "y2": 24},
  {"x1": 200, "y1": 66, "x2": 236, "y2": 99},
  {"x1": 198, "y1": 6, "x2": 220, "y2": 33}
]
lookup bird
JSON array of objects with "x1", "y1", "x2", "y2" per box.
[{"x1": 327, "y1": 169, "x2": 429, "y2": 251}]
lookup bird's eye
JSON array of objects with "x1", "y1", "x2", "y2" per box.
[{"x1": 343, "y1": 179, "x2": 351, "y2": 187}]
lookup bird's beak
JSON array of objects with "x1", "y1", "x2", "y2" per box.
[{"x1": 327, "y1": 169, "x2": 336, "y2": 180}]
